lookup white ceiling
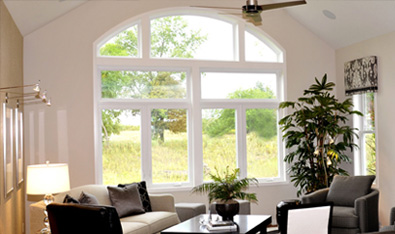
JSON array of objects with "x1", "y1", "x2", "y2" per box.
[{"x1": 4, "y1": 0, "x2": 395, "y2": 49}]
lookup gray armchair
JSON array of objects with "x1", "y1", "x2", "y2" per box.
[{"x1": 301, "y1": 175, "x2": 379, "y2": 234}]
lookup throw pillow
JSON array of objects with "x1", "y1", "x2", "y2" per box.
[
  {"x1": 79, "y1": 191, "x2": 99, "y2": 205},
  {"x1": 107, "y1": 184, "x2": 145, "y2": 218},
  {"x1": 63, "y1": 192, "x2": 100, "y2": 205},
  {"x1": 327, "y1": 175, "x2": 375, "y2": 207},
  {"x1": 118, "y1": 181, "x2": 152, "y2": 212},
  {"x1": 63, "y1": 194, "x2": 79, "y2": 204}
]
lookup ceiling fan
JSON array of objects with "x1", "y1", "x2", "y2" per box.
[{"x1": 192, "y1": 0, "x2": 307, "y2": 24}]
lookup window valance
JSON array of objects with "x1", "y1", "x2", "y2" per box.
[{"x1": 344, "y1": 56, "x2": 378, "y2": 96}]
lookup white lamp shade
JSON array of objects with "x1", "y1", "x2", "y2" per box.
[{"x1": 26, "y1": 163, "x2": 70, "y2": 195}]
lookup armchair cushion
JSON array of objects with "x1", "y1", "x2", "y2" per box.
[
  {"x1": 332, "y1": 206, "x2": 358, "y2": 228},
  {"x1": 327, "y1": 175, "x2": 375, "y2": 207}
]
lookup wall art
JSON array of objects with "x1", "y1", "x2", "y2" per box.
[{"x1": 3, "y1": 102, "x2": 13, "y2": 198}]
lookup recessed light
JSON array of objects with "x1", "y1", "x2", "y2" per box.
[{"x1": 323, "y1": 9, "x2": 336, "y2": 20}]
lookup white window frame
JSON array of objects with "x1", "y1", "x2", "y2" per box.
[
  {"x1": 353, "y1": 93, "x2": 378, "y2": 176},
  {"x1": 93, "y1": 8, "x2": 287, "y2": 190}
]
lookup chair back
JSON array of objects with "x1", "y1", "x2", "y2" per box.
[
  {"x1": 47, "y1": 203, "x2": 123, "y2": 234},
  {"x1": 284, "y1": 203, "x2": 333, "y2": 234}
]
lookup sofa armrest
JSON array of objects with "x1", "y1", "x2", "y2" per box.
[
  {"x1": 149, "y1": 193, "x2": 177, "y2": 212},
  {"x1": 355, "y1": 188, "x2": 379, "y2": 233},
  {"x1": 30, "y1": 201, "x2": 46, "y2": 234},
  {"x1": 301, "y1": 188, "x2": 329, "y2": 204}
]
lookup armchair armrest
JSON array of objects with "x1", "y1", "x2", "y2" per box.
[
  {"x1": 390, "y1": 207, "x2": 395, "y2": 225},
  {"x1": 149, "y1": 193, "x2": 177, "y2": 212},
  {"x1": 355, "y1": 188, "x2": 379, "y2": 233},
  {"x1": 301, "y1": 188, "x2": 329, "y2": 204},
  {"x1": 30, "y1": 201, "x2": 46, "y2": 234}
]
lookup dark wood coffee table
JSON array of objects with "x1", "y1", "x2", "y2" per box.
[{"x1": 161, "y1": 214, "x2": 272, "y2": 234}]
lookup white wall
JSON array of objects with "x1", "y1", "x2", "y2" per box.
[
  {"x1": 23, "y1": 1, "x2": 335, "y2": 232},
  {"x1": 0, "y1": 1, "x2": 24, "y2": 234},
  {"x1": 336, "y1": 31, "x2": 395, "y2": 226}
]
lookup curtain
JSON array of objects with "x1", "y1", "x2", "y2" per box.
[{"x1": 344, "y1": 56, "x2": 378, "y2": 96}]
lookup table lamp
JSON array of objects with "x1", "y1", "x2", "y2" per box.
[{"x1": 27, "y1": 161, "x2": 70, "y2": 234}]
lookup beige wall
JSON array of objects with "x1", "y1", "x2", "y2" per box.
[
  {"x1": 336, "y1": 32, "x2": 395, "y2": 226},
  {"x1": 22, "y1": 1, "x2": 335, "y2": 233},
  {"x1": 0, "y1": 1, "x2": 24, "y2": 234}
]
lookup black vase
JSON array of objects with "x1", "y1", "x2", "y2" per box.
[{"x1": 215, "y1": 201, "x2": 240, "y2": 221}]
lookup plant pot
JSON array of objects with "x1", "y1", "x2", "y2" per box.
[{"x1": 215, "y1": 201, "x2": 240, "y2": 221}]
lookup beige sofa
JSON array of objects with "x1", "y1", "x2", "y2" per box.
[{"x1": 30, "y1": 184, "x2": 180, "y2": 234}]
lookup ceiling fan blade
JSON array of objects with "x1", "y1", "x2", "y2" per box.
[
  {"x1": 219, "y1": 13, "x2": 243, "y2": 16},
  {"x1": 191, "y1": 6, "x2": 239, "y2": 10},
  {"x1": 259, "y1": 0, "x2": 306, "y2": 11}
]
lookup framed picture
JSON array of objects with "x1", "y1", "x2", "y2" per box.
[
  {"x1": 3, "y1": 102, "x2": 13, "y2": 198},
  {"x1": 15, "y1": 108, "x2": 23, "y2": 186}
]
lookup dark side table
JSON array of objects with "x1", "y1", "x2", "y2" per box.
[{"x1": 276, "y1": 199, "x2": 301, "y2": 234}]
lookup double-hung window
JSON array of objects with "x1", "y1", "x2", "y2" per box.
[
  {"x1": 353, "y1": 93, "x2": 377, "y2": 175},
  {"x1": 94, "y1": 10, "x2": 286, "y2": 189}
]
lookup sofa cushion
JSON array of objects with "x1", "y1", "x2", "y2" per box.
[
  {"x1": 327, "y1": 175, "x2": 375, "y2": 207},
  {"x1": 331, "y1": 206, "x2": 359, "y2": 229},
  {"x1": 119, "y1": 181, "x2": 152, "y2": 212},
  {"x1": 107, "y1": 184, "x2": 145, "y2": 218},
  {"x1": 120, "y1": 222, "x2": 150, "y2": 234},
  {"x1": 121, "y1": 211, "x2": 180, "y2": 233}
]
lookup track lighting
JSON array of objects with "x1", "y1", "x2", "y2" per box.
[
  {"x1": 0, "y1": 81, "x2": 52, "y2": 107},
  {"x1": 40, "y1": 90, "x2": 47, "y2": 101},
  {"x1": 33, "y1": 83, "x2": 40, "y2": 92}
]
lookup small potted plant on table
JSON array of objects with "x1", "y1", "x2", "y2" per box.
[{"x1": 191, "y1": 167, "x2": 258, "y2": 221}]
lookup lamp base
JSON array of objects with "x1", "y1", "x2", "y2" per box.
[
  {"x1": 39, "y1": 227, "x2": 51, "y2": 234},
  {"x1": 41, "y1": 193, "x2": 54, "y2": 234}
]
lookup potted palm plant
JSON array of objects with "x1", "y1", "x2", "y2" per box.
[
  {"x1": 191, "y1": 167, "x2": 258, "y2": 221},
  {"x1": 279, "y1": 74, "x2": 362, "y2": 196}
]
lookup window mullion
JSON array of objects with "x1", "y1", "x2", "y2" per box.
[
  {"x1": 192, "y1": 65, "x2": 203, "y2": 186},
  {"x1": 237, "y1": 22, "x2": 245, "y2": 62},
  {"x1": 141, "y1": 105, "x2": 152, "y2": 186},
  {"x1": 237, "y1": 105, "x2": 247, "y2": 178},
  {"x1": 141, "y1": 15, "x2": 150, "y2": 59}
]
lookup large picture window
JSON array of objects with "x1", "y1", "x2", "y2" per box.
[{"x1": 95, "y1": 9, "x2": 285, "y2": 189}]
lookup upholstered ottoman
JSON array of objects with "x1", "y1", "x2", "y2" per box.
[{"x1": 175, "y1": 203, "x2": 206, "y2": 222}]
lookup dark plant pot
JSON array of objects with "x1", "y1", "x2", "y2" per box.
[{"x1": 215, "y1": 201, "x2": 240, "y2": 221}]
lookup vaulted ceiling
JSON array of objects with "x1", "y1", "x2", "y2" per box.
[{"x1": 4, "y1": 0, "x2": 395, "y2": 49}]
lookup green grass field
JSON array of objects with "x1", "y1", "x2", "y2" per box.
[{"x1": 102, "y1": 130, "x2": 278, "y2": 185}]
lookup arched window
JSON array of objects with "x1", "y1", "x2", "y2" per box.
[{"x1": 94, "y1": 9, "x2": 286, "y2": 189}]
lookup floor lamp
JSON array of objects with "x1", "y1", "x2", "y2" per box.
[{"x1": 27, "y1": 161, "x2": 70, "y2": 234}]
